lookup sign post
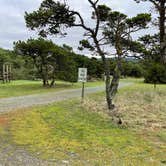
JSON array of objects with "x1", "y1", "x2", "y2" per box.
[{"x1": 78, "y1": 68, "x2": 87, "y2": 102}]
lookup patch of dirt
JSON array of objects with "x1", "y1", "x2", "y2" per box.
[{"x1": 0, "y1": 116, "x2": 9, "y2": 126}]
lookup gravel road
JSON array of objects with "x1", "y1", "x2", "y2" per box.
[{"x1": 0, "y1": 82, "x2": 131, "y2": 113}]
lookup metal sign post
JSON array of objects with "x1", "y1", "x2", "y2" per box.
[
  {"x1": 78, "y1": 68, "x2": 87, "y2": 102},
  {"x1": 82, "y1": 81, "x2": 85, "y2": 99}
]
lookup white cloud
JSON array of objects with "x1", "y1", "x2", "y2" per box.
[{"x1": 0, "y1": 0, "x2": 155, "y2": 55}]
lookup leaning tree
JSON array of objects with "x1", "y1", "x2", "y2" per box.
[{"x1": 25, "y1": 0, "x2": 151, "y2": 110}]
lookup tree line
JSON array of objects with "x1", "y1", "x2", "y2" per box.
[{"x1": 0, "y1": 46, "x2": 145, "y2": 84}]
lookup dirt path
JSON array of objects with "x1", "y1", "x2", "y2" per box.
[
  {"x1": 0, "y1": 82, "x2": 131, "y2": 113},
  {"x1": 0, "y1": 140, "x2": 54, "y2": 166}
]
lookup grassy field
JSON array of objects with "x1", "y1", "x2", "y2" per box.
[
  {"x1": 0, "y1": 80, "x2": 104, "y2": 98},
  {"x1": 0, "y1": 81, "x2": 165, "y2": 165}
]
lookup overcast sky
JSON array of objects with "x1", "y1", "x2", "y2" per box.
[{"x1": 0, "y1": 0, "x2": 157, "y2": 55}]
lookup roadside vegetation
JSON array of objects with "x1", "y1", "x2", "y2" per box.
[{"x1": 0, "y1": 81, "x2": 165, "y2": 165}]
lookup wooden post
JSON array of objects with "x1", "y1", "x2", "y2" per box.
[
  {"x1": 1, "y1": 63, "x2": 12, "y2": 83},
  {"x1": 3, "y1": 64, "x2": 5, "y2": 83}
]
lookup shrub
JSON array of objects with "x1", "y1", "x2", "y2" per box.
[{"x1": 144, "y1": 63, "x2": 166, "y2": 84}]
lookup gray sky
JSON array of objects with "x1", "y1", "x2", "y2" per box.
[{"x1": 0, "y1": 0, "x2": 156, "y2": 54}]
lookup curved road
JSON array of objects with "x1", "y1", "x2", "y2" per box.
[{"x1": 0, "y1": 82, "x2": 131, "y2": 113}]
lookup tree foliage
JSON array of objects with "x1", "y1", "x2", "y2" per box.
[
  {"x1": 14, "y1": 38, "x2": 79, "y2": 86},
  {"x1": 25, "y1": 0, "x2": 75, "y2": 37},
  {"x1": 134, "y1": 0, "x2": 166, "y2": 64},
  {"x1": 144, "y1": 62, "x2": 166, "y2": 84}
]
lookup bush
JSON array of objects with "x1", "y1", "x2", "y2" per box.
[
  {"x1": 121, "y1": 61, "x2": 144, "y2": 78},
  {"x1": 144, "y1": 63, "x2": 166, "y2": 84}
]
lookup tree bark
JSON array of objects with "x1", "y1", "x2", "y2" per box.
[
  {"x1": 50, "y1": 67, "x2": 56, "y2": 87},
  {"x1": 50, "y1": 79, "x2": 55, "y2": 87},
  {"x1": 110, "y1": 63, "x2": 121, "y2": 98},
  {"x1": 43, "y1": 79, "x2": 47, "y2": 86},
  {"x1": 104, "y1": 59, "x2": 122, "y2": 110},
  {"x1": 102, "y1": 56, "x2": 122, "y2": 110},
  {"x1": 104, "y1": 59, "x2": 115, "y2": 110},
  {"x1": 42, "y1": 65, "x2": 49, "y2": 87},
  {"x1": 159, "y1": 0, "x2": 166, "y2": 65}
]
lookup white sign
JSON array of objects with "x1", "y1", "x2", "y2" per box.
[{"x1": 78, "y1": 68, "x2": 87, "y2": 82}]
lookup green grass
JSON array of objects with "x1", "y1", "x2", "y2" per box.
[
  {"x1": 121, "y1": 77, "x2": 144, "y2": 83},
  {"x1": 0, "y1": 80, "x2": 104, "y2": 98},
  {"x1": 0, "y1": 79, "x2": 165, "y2": 165},
  {"x1": 0, "y1": 78, "x2": 140, "y2": 98},
  {"x1": 5, "y1": 99, "x2": 165, "y2": 165}
]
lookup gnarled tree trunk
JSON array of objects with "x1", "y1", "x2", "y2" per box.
[
  {"x1": 104, "y1": 58, "x2": 122, "y2": 110},
  {"x1": 110, "y1": 63, "x2": 121, "y2": 100}
]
